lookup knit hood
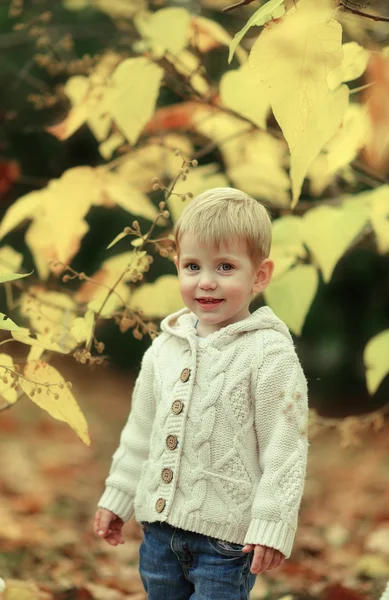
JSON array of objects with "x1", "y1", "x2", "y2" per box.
[{"x1": 160, "y1": 306, "x2": 293, "y2": 345}]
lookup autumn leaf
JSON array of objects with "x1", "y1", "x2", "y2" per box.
[
  {"x1": 220, "y1": 62, "x2": 270, "y2": 130},
  {"x1": 264, "y1": 265, "x2": 319, "y2": 335},
  {"x1": 129, "y1": 274, "x2": 183, "y2": 318},
  {"x1": 133, "y1": 8, "x2": 191, "y2": 57},
  {"x1": 106, "y1": 57, "x2": 164, "y2": 145},
  {"x1": 302, "y1": 201, "x2": 370, "y2": 283},
  {"x1": 308, "y1": 102, "x2": 370, "y2": 197},
  {"x1": 363, "y1": 329, "x2": 389, "y2": 395},
  {"x1": 290, "y1": 85, "x2": 349, "y2": 205},
  {"x1": 0, "y1": 313, "x2": 21, "y2": 332},
  {"x1": 0, "y1": 270, "x2": 33, "y2": 284},
  {"x1": 249, "y1": 0, "x2": 342, "y2": 150},
  {"x1": 270, "y1": 215, "x2": 307, "y2": 279},
  {"x1": 327, "y1": 41, "x2": 370, "y2": 90},
  {"x1": 19, "y1": 360, "x2": 91, "y2": 446}
]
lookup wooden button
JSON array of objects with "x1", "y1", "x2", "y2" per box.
[
  {"x1": 172, "y1": 400, "x2": 183, "y2": 414},
  {"x1": 180, "y1": 368, "x2": 191, "y2": 382},
  {"x1": 155, "y1": 498, "x2": 166, "y2": 513},
  {"x1": 161, "y1": 468, "x2": 173, "y2": 483},
  {"x1": 166, "y1": 435, "x2": 178, "y2": 450}
]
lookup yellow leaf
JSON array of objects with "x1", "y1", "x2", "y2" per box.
[
  {"x1": 220, "y1": 63, "x2": 270, "y2": 130},
  {"x1": 308, "y1": 102, "x2": 371, "y2": 196},
  {"x1": 19, "y1": 288, "x2": 78, "y2": 352},
  {"x1": 228, "y1": 0, "x2": 286, "y2": 64},
  {"x1": 302, "y1": 201, "x2": 370, "y2": 283},
  {"x1": 116, "y1": 134, "x2": 193, "y2": 191},
  {"x1": 129, "y1": 274, "x2": 184, "y2": 318},
  {"x1": 0, "y1": 354, "x2": 18, "y2": 405},
  {"x1": 227, "y1": 131, "x2": 290, "y2": 207},
  {"x1": 107, "y1": 57, "x2": 164, "y2": 145},
  {"x1": 96, "y1": 169, "x2": 159, "y2": 221},
  {"x1": 270, "y1": 215, "x2": 306, "y2": 279},
  {"x1": 167, "y1": 164, "x2": 229, "y2": 224},
  {"x1": 290, "y1": 85, "x2": 349, "y2": 206},
  {"x1": 25, "y1": 216, "x2": 89, "y2": 281},
  {"x1": 248, "y1": 0, "x2": 343, "y2": 151},
  {"x1": 20, "y1": 360, "x2": 90, "y2": 446},
  {"x1": 0, "y1": 313, "x2": 21, "y2": 332},
  {"x1": 363, "y1": 329, "x2": 389, "y2": 395},
  {"x1": 264, "y1": 265, "x2": 318, "y2": 335},
  {"x1": 0, "y1": 190, "x2": 44, "y2": 241},
  {"x1": 134, "y1": 8, "x2": 191, "y2": 57},
  {"x1": 48, "y1": 54, "x2": 122, "y2": 141},
  {"x1": 0, "y1": 270, "x2": 33, "y2": 284},
  {"x1": 11, "y1": 327, "x2": 68, "y2": 354},
  {"x1": 327, "y1": 41, "x2": 370, "y2": 91}
]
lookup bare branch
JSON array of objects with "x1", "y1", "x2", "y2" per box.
[{"x1": 339, "y1": 0, "x2": 389, "y2": 22}]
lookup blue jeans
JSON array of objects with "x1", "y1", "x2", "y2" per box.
[{"x1": 139, "y1": 521, "x2": 257, "y2": 600}]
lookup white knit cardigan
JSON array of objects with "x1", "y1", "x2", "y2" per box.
[{"x1": 98, "y1": 306, "x2": 309, "y2": 558}]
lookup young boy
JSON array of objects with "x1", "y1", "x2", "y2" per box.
[{"x1": 94, "y1": 187, "x2": 309, "y2": 599}]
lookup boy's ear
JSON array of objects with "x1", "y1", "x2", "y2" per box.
[
  {"x1": 173, "y1": 255, "x2": 179, "y2": 272},
  {"x1": 252, "y1": 258, "x2": 274, "y2": 294}
]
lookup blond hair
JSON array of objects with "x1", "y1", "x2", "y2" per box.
[{"x1": 173, "y1": 187, "x2": 272, "y2": 263}]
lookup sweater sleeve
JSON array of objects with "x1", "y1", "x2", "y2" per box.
[
  {"x1": 243, "y1": 334, "x2": 309, "y2": 558},
  {"x1": 97, "y1": 344, "x2": 156, "y2": 522}
]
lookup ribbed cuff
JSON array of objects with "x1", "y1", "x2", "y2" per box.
[
  {"x1": 97, "y1": 487, "x2": 134, "y2": 523},
  {"x1": 243, "y1": 519, "x2": 295, "y2": 559}
]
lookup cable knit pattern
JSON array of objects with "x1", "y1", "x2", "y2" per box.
[{"x1": 97, "y1": 306, "x2": 309, "y2": 559}]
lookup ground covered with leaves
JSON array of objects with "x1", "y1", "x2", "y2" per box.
[{"x1": 0, "y1": 356, "x2": 388, "y2": 600}]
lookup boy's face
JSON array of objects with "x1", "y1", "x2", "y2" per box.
[{"x1": 174, "y1": 232, "x2": 274, "y2": 336}]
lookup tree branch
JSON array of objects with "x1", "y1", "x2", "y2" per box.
[
  {"x1": 222, "y1": 0, "x2": 256, "y2": 13},
  {"x1": 339, "y1": 0, "x2": 389, "y2": 22},
  {"x1": 221, "y1": 0, "x2": 389, "y2": 21}
]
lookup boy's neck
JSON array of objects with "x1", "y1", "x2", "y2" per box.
[{"x1": 195, "y1": 311, "x2": 252, "y2": 338}]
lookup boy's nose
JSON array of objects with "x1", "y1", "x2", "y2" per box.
[{"x1": 199, "y1": 278, "x2": 217, "y2": 290}]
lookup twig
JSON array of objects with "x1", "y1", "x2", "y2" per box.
[
  {"x1": 339, "y1": 0, "x2": 389, "y2": 22},
  {"x1": 222, "y1": 0, "x2": 256, "y2": 13}
]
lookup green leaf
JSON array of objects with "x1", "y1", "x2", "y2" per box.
[
  {"x1": 228, "y1": 0, "x2": 286, "y2": 64},
  {"x1": 363, "y1": 329, "x2": 389, "y2": 395}
]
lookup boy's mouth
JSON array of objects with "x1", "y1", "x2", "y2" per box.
[{"x1": 196, "y1": 298, "x2": 224, "y2": 307}]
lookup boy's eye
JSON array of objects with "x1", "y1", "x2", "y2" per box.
[
  {"x1": 219, "y1": 263, "x2": 233, "y2": 272},
  {"x1": 186, "y1": 263, "x2": 199, "y2": 271}
]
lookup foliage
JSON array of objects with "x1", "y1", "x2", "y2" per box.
[{"x1": 1, "y1": 0, "x2": 389, "y2": 445}]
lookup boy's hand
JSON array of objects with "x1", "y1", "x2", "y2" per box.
[
  {"x1": 242, "y1": 544, "x2": 285, "y2": 574},
  {"x1": 94, "y1": 508, "x2": 125, "y2": 546}
]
